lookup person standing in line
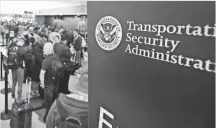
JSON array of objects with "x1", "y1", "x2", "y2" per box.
[
  {"x1": 4, "y1": 23, "x2": 10, "y2": 45},
  {"x1": 73, "y1": 29, "x2": 82, "y2": 67},
  {"x1": 33, "y1": 28, "x2": 41, "y2": 43},
  {"x1": 53, "y1": 35, "x2": 74, "y2": 95},
  {"x1": 29, "y1": 37, "x2": 41, "y2": 97},
  {"x1": 46, "y1": 61, "x2": 88, "y2": 128},
  {"x1": 10, "y1": 37, "x2": 28, "y2": 103},
  {"x1": 39, "y1": 42, "x2": 57, "y2": 123}
]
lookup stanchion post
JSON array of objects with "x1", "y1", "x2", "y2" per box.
[
  {"x1": 4, "y1": 67, "x2": 8, "y2": 113},
  {"x1": 0, "y1": 65, "x2": 10, "y2": 120},
  {"x1": 0, "y1": 52, "x2": 12, "y2": 94},
  {"x1": 0, "y1": 52, "x2": 3, "y2": 81}
]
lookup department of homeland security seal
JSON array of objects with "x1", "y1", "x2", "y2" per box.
[{"x1": 95, "y1": 16, "x2": 122, "y2": 51}]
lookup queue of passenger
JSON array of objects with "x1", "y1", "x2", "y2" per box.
[{"x1": 0, "y1": 20, "x2": 88, "y2": 128}]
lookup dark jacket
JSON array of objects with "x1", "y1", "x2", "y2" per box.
[
  {"x1": 46, "y1": 93, "x2": 88, "y2": 128},
  {"x1": 32, "y1": 42, "x2": 44, "y2": 64},
  {"x1": 53, "y1": 43, "x2": 73, "y2": 62},
  {"x1": 42, "y1": 54, "x2": 57, "y2": 86},
  {"x1": 65, "y1": 31, "x2": 74, "y2": 45},
  {"x1": 31, "y1": 42, "x2": 44, "y2": 82},
  {"x1": 74, "y1": 35, "x2": 82, "y2": 51}
]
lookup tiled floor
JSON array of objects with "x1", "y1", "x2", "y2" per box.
[{"x1": 0, "y1": 46, "x2": 46, "y2": 128}]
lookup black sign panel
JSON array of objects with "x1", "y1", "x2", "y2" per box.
[{"x1": 88, "y1": 2, "x2": 215, "y2": 128}]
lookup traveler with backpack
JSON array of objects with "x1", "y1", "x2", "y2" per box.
[
  {"x1": 53, "y1": 35, "x2": 74, "y2": 62},
  {"x1": 53, "y1": 35, "x2": 75, "y2": 95},
  {"x1": 28, "y1": 37, "x2": 42, "y2": 97},
  {"x1": 46, "y1": 62, "x2": 88, "y2": 128},
  {"x1": 73, "y1": 29, "x2": 83, "y2": 67},
  {"x1": 8, "y1": 37, "x2": 28, "y2": 103},
  {"x1": 39, "y1": 42, "x2": 57, "y2": 123}
]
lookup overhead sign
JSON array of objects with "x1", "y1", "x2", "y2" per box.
[{"x1": 88, "y1": 1, "x2": 215, "y2": 128}]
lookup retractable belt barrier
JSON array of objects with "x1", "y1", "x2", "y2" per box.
[{"x1": 21, "y1": 105, "x2": 47, "y2": 114}]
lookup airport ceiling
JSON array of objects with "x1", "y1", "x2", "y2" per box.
[
  {"x1": 60, "y1": 1, "x2": 87, "y2": 5},
  {"x1": 0, "y1": 1, "x2": 87, "y2": 14}
]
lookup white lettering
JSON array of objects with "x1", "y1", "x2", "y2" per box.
[{"x1": 98, "y1": 107, "x2": 114, "y2": 128}]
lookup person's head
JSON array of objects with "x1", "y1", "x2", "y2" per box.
[
  {"x1": 51, "y1": 27, "x2": 55, "y2": 32},
  {"x1": 43, "y1": 36, "x2": 48, "y2": 42},
  {"x1": 24, "y1": 34, "x2": 29, "y2": 41},
  {"x1": 73, "y1": 29, "x2": 79, "y2": 37},
  {"x1": 29, "y1": 37, "x2": 35, "y2": 44},
  {"x1": 54, "y1": 29, "x2": 58, "y2": 32},
  {"x1": 33, "y1": 27, "x2": 39, "y2": 34},
  {"x1": 61, "y1": 35, "x2": 68, "y2": 45},
  {"x1": 16, "y1": 37, "x2": 25, "y2": 46},
  {"x1": 53, "y1": 34, "x2": 61, "y2": 44},
  {"x1": 43, "y1": 42, "x2": 53, "y2": 55},
  {"x1": 81, "y1": 16, "x2": 86, "y2": 20}
]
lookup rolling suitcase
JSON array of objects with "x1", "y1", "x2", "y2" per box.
[
  {"x1": 39, "y1": 84, "x2": 44, "y2": 99},
  {"x1": 10, "y1": 77, "x2": 33, "y2": 128}
]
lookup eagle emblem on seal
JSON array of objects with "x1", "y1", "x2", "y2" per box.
[
  {"x1": 95, "y1": 16, "x2": 122, "y2": 51},
  {"x1": 99, "y1": 23, "x2": 117, "y2": 43}
]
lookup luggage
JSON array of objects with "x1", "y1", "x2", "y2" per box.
[
  {"x1": 39, "y1": 85, "x2": 44, "y2": 99},
  {"x1": 7, "y1": 45, "x2": 20, "y2": 69},
  {"x1": 74, "y1": 35, "x2": 86, "y2": 48},
  {"x1": 10, "y1": 77, "x2": 33, "y2": 128}
]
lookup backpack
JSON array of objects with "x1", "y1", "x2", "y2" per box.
[
  {"x1": 24, "y1": 45, "x2": 36, "y2": 70},
  {"x1": 7, "y1": 45, "x2": 20, "y2": 69},
  {"x1": 52, "y1": 58, "x2": 65, "y2": 83},
  {"x1": 26, "y1": 52, "x2": 36, "y2": 70},
  {"x1": 81, "y1": 36, "x2": 86, "y2": 48},
  {"x1": 55, "y1": 98, "x2": 88, "y2": 128},
  {"x1": 52, "y1": 59, "x2": 80, "y2": 83},
  {"x1": 32, "y1": 43, "x2": 44, "y2": 64},
  {"x1": 74, "y1": 35, "x2": 86, "y2": 48}
]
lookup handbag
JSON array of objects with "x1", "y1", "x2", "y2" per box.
[{"x1": 68, "y1": 75, "x2": 80, "y2": 93}]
